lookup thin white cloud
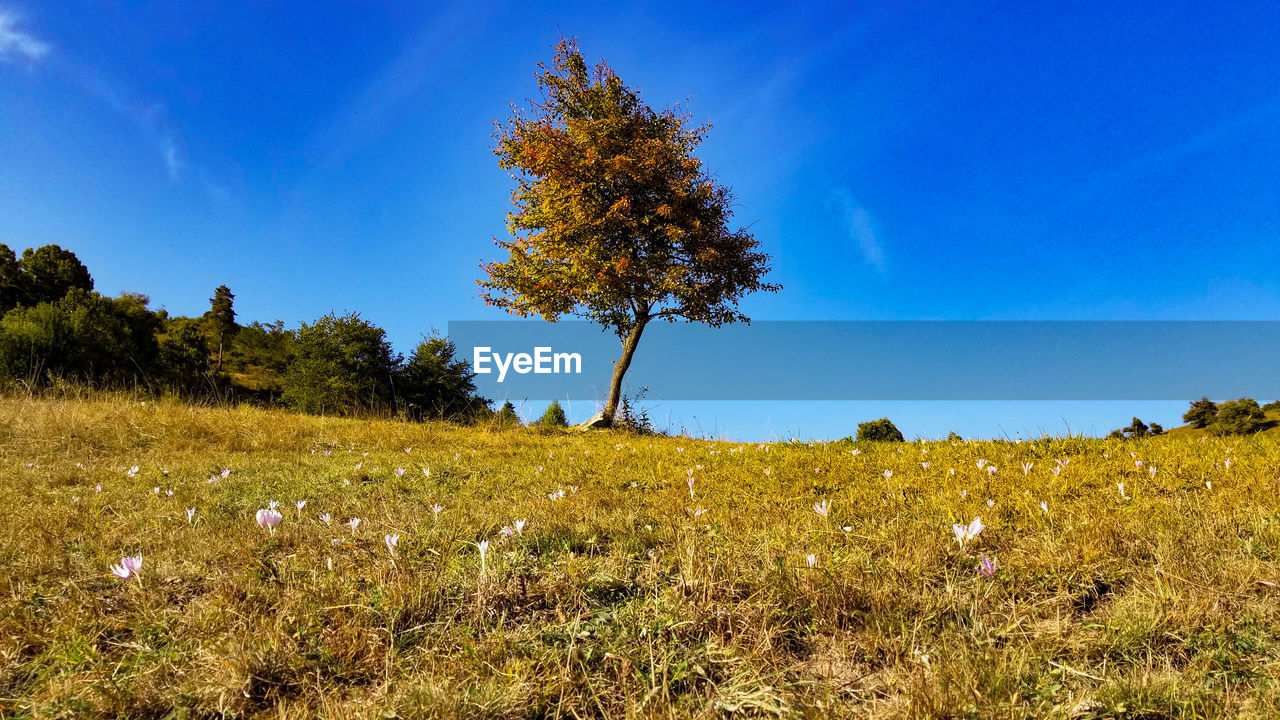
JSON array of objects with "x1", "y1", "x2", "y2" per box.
[
  {"x1": 829, "y1": 187, "x2": 887, "y2": 273},
  {"x1": 0, "y1": 8, "x2": 50, "y2": 63}
]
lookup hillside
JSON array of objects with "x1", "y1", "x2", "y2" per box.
[
  {"x1": 1164, "y1": 409, "x2": 1280, "y2": 439},
  {"x1": 2, "y1": 396, "x2": 1279, "y2": 718}
]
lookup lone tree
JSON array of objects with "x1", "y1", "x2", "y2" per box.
[
  {"x1": 480, "y1": 39, "x2": 779, "y2": 427},
  {"x1": 206, "y1": 285, "x2": 238, "y2": 373}
]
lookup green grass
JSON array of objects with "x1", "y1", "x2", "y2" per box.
[{"x1": 2, "y1": 395, "x2": 1279, "y2": 718}]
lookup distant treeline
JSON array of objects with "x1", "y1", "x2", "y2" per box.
[{"x1": 0, "y1": 243, "x2": 491, "y2": 420}]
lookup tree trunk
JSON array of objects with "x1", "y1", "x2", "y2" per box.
[{"x1": 602, "y1": 319, "x2": 647, "y2": 427}]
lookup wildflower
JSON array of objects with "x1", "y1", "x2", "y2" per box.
[
  {"x1": 987, "y1": 466, "x2": 998, "y2": 476},
  {"x1": 111, "y1": 554, "x2": 142, "y2": 581},
  {"x1": 806, "y1": 554, "x2": 817, "y2": 568},
  {"x1": 127, "y1": 466, "x2": 139, "y2": 478},
  {"x1": 220, "y1": 468, "x2": 230, "y2": 478},
  {"x1": 186, "y1": 507, "x2": 196, "y2": 523},
  {"x1": 422, "y1": 467, "x2": 431, "y2": 478},
  {"x1": 883, "y1": 469, "x2": 893, "y2": 479},
  {"x1": 153, "y1": 487, "x2": 159, "y2": 495},
  {"x1": 477, "y1": 539, "x2": 490, "y2": 574},
  {"x1": 256, "y1": 508, "x2": 283, "y2": 532},
  {"x1": 952, "y1": 517, "x2": 984, "y2": 547},
  {"x1": 384, "y1": 534, "x2": 399, "y2": 559},
  {"x1": 1206, "y1": 481, "x2": 1213, "y2": 490},
  {"x1": 959, "y1": 489, "x2": 968, "y2": 498},
  {"x1": 763, "y1": 467, "x2": 772, "y2": 477},
  {"x1": 1056, "y1": 458, "x2": 1069, "y2": 467},
  {"x1": 921, "y1": 462, "x2": 930, "y2": 470},
  {"x1": 394, "y1": 467, "x2": 405, "y2": 477},
  {"x1": 165, "y1": 489, "x2": 173, "y2": 498},
  {"x1": 501, "y1": 525, "x2": 515, "y2": 539},
  {"x1": 977, "y1": 459, "x2": 987, "y2": 469},
  {"x1": 1135, "y1": 460, "x2": 1143, "y2": 469},
  {"x1": 688, "y1": 476, "x2": 695, "y2": 498},
  {"x1": 347, "y1": 517, "x2": 360, "y2": 535},
  {"x1": 268, "y1": 500, "x2": 279, "y2": 510},
  {"x1": 1118, "y1": 482, "x2": 1126, "y2": 499},
  {"x1": 688, "y1": 506, "x2": 707, "y2": 517},
  {"x1": 513, "y1": 519, "x2": 526, "y2": 536},
  {"x1": 294, "y1": 500, "x2": 306, "y2": 518},
  {"x1": 979, "y1": 554, "x2": 997, "y2": 577},
  {"x1": 813, "y1": 499, "x2": 831, "y2": 518},
  {"x1": 1149, "y1": 466, "x2": 1157, "y2": 477},
  {"x1": 1021, "y1": 462, "x2": 1033, "y2": 475},
  {"x1": 95, "y1": 483, "x2": 102, "y2": 493},
  {"x1": 404, "y1": 447, "x2": 412, "y2": 453},
  {"x1": 1225, "y1": 458, "x2": 1232, "y2": 470},
  {"x1": 986, "y1": 498, "x2": 994, "y2": 507},
  {"x1": 1039, "y1": 501, "x2": 1049, "y2": 514},
  {"x1": 850, "y1": 449, "x2": 861, "y2": 456},
  {"x1": 1052, "y1": 466, "x2": 1062, "y2": 477},
  {"x1": 318, "y1": 513, "x2": 332, "y2": 525},
  {"x1": 430, "y1": 504, "x2": 444, "y2": 522}
]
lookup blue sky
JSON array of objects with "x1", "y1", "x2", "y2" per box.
[{"x1": 2, "y1": 1, "x2": 1278, "y2": 439}]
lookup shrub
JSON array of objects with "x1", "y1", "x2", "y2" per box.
[
  {"x1": 1110, "y1": 417, "x2": 1162, "y2": 439},
  {"x1": 495, "y1": 401, "x2": 520, "y2": 426},
  {"x1": 1183, "y1": 397, "x2": 1218, "y2": 428},
  {"x1": 1262, "y1": 400, "x2": 1280, "y2": 413},
  {"x1": 398, "y1": 334, "x2": 487, "y2": 420},
  {"x1": 281, "y1": 312, "x2": 399, "y2": 415},
  {"x1": 857, "y1": 418, "x2": 904, "y2": 442},
  {"x1": 535, "y1": 400, "x2": 569, "y2": 428},
  {"x1": 1213, "y1": 398, "x2": 1266, "y2": 436}
]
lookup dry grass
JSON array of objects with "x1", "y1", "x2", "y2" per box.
[{"x1": 2, "y1": 394, "x2": 1279, "y2": 718}]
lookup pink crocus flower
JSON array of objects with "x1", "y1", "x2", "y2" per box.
[
  {"x1": 394, "y1": 467, "x2": 405, "y2": 477},
  {"x1": 1021, "y1": 462, "x2": 1033, "y2": 475},
  {"x1": 111, "y1": 554, "x2": 143, "y2": 581},
  {"x1": 813, "y1": 499, "x2": 831, "y2": 518},
  {"x1": 186, "y1": 507, "x2": 196, "y2": 523},
  {"x1": 347, "y1": 517, "x2": 360, "y2": 535},
  {"x1": 979, "y1": 554, "x2": 997, "y2": 577},
  {"x1": 883, "y1": 469, "x2": 893, "y2": 479},
  {"x1": 805, "y1": 554, "x2": 817, "y2": 568},
  {"x1": 294, "y1": 500, "x2": 306, "y2": 518},
  {"x1": 384, "y1": 534, "x2": 399, "y2": 559},
  {"x1": 318, "y1": 513, "x2": 332, "y2": 525},
  {"x1": 256, "y1": 508, "x2": 283, "y2": 532},
  {"x1": 952, "y1": 517, "x2": 984, "y2": 547},
  {"x1": 1051, "y1": 466, "x2": 1062, "y2": 477}
]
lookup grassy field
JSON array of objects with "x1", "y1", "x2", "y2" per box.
[{"x1": 2, "y1": 396, "x2": 1279, "y2": 718}]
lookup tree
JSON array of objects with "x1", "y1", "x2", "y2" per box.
[
  {"x1": 495, "y1": 400, "x2": 520, "y2": 426},
  {"x1": 1262, "y1": 400, "x2": 1280, "y2": 413},
  {"x1": 157, "y1": 318, "x2": 210, "y2": 393},
  {"x1": 19, "y1": 245, "x2": 93, "y2": 305},
  {"x1": 1213, "y1": 398, "x2": 1266, "y2": 435},
  {"x1": 281, "y1": 312, "x2": 400, "y2": 415},
  {"x1": 397, "y1": 334, "x2": 487, "y2": 420},
  {"x1": 535, "y1": 399, "x2": 569, "y2": 427},
  {"x1": 206, "y1": 285, "x2": 238, "y2": 373},
  {"x1": 0, "y1": 289, "x2": 160, "y2": 386},
  {"x1": 1110, "y1": 416, "x2": 1162, "y2": 439},
  {"x1": 857, "y1": 418, "x2": 904, "y2": 442},
  {"x1": 0, "y1": 244, "x2": 24, "y2": 313},
  {"x1": 1183, "y1": 397, "x2": 1218, "y2": 428},
  {"x1": 480, "y1": 39, "x2": 779, "y2": 427}
]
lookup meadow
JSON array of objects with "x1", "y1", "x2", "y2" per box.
[{"x1": 2, "y1": 395, "x2": 1279, "y2": 718}]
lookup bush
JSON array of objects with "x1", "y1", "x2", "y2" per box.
[
  {"x1": 1213, "y1": 398, "x2": 1266, "y2": 436},
  {"x1": 535, "y1": 400, "x2": 569, "y2": 428},
  {"x1": 857, "y1": 418, "x2": 904, "y2": 442},
  {"x1": 281, "y1": 312, "x2": 399, "y2": 415},
  {"x1": 398, "y1": 334, "x2": 487, "y2": 420},
  {"x1": 495, "y1": 400, "x2": 521, "y2": 426},
  {"x1": 1262, "y1": 400, "x2": 1280, "y2": 413},
  {"x1": 1109, "y1": 417, "x2": 1162, "y2": 439},
  {"x1": 1183, "y1": 397, "x2": 1218, "y2": 428}
]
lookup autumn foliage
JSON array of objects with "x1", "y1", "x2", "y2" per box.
[{"x1": 480, "y1": 39, "x2": 779, "y2": 424}]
